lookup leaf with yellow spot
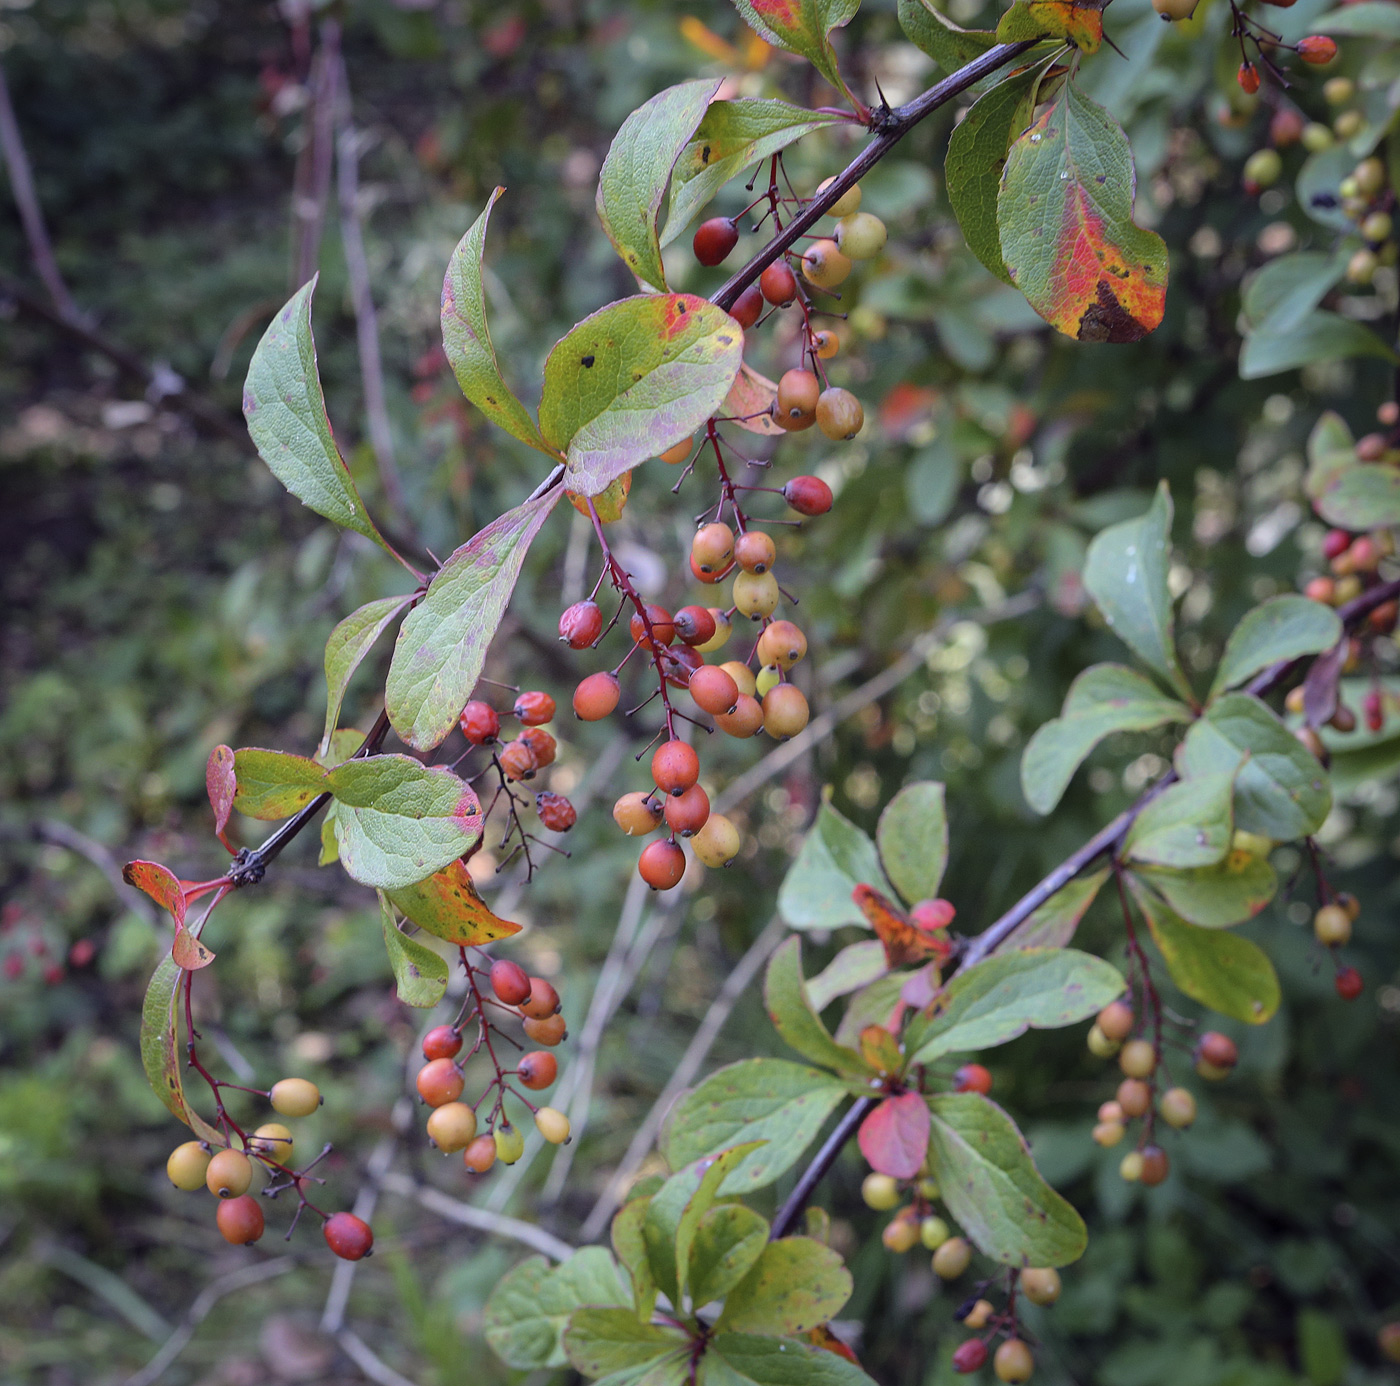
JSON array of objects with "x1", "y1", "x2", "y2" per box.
[
  {"x1": 996, "y1": 0, "x2": 1104, "y2": 52},
  {"x1": 385, "y1": 858, "x2": 522, "y2": 946}
]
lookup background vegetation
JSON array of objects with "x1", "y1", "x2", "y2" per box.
[{"x1": 2, "y1": 1, "x2": 1398, "y2": 1384}]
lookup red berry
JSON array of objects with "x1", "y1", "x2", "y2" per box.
[
  {"x1": 1335, "y1": 965, "x2": 1364, "y2": 1000},
  {"x1": 953, "y1": 1341, "x2": 989, "y2": 1374},
  {"x1": 536, "y1": 791, "x2": 577, "y2": 833},
  {"x1": 1138, "y1": 1144, "x2": 1170, "y2": 1186},
  {"x1": 1323, "y1": 529, "x2": 1353, "y2": 561},
  {"x1": 490, "y1": 959, "x2": 532, "y2": 1005},
  {"x1": 661, "y1": 644, "x2": 703, "y2": 690},
  {"x1": 520, "y1": 726, "x2": 556, "y2": 769},
  {"x1": 782, "y1": 475, "x2": 834, "y2": 516},
  {"x1": 688, "y1": 664, "x2": 740, "y2": 715},
  {"x1": 1237, "y1": 61, "x2": 1260, "y2": 94},
  {"x1": 523, "y1": 1012, "x2": 567, "y2": 1045},
  {"x1": 1365, "y1": 688, "x2": 1385, "y2": 733},
  {"x1": 422, "y1": 1025, "x2": 463, "y2": 1061},
  {"x1": 514, "y1": 690, "x2": 555, "y2": 726},
  {"x1": 459, "y1": 700, "x2": 500, "y2": 745},
  {"x1": 574, "y1": 671, "x2": 621, "y2": 721},
  {"x1": 759, "y1": 260, "x2": 799, "y2": 307},
  {"x1": 1196, "y1": 1031, "x2": 1238, "y2": 1069},
  {"x1": 521, "y1": 976, "x2": 561, "y2": 1020},
  {"x1": 464, "y1": 1134, "x2": 497, "y2": 1172},
  {"x1": 693, "y1": 217, "x2": 739, "y2": 267},
  {"x1": 729, "y1": 284, "x2": 764, "y2": 329},
  {"x1": 629, "y1": 604, "x2": 675, "y2": 649},
  {"x1": 498, "y1": 739, "x2": 537, "y2": 780},
  {"x1": 559, "y1": 600, "x2": 603, "y2": 648},
  {"x1": 954, "y1": 1063, "x2": 992, "y2": 1095},
  {"x1": 324, "y1": 1212, "x2": 374, "y2": 1260},
  {"x1": 1297, "y1": 35, "x2": 1337, "y2": 63},
  {"x1": 652, "y1": 739, "x2": 700, "y2": 796},
  {"x1": 639, "y1": 839, "x2": 686, "y2": 890},
  {"x1": 518, "y1": 1050, "x2": 558, "y2": 1089},
  {"x1": 911, "y1": 899, "x2": 956, "y2": 931},
  {"x1": 664, "y1": 783, "x2": 711, "y2": 837},
  {"x1": 673, "y1": 605, "x2": 717, "y2": 647},
  {"x1": 216, "y1": 1195, "x2": 265, "y2": 1245},
  {"x1": 416, "y1": 1058, "x2": 465, "y2": 1107}
]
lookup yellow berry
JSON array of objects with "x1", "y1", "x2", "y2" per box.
[
  {"x1": 494, "y1": 1123, "x2": 526, "y2": 1164},
  {"x1": 816, "y1": 176, "x2": 862, "y2": 217},
  {"x1": 862, "y1": 1172, "x2": 900, "y2": 1210},
  {"x1": 269, "y1": 1078, "x2": 321, "y2": 1118},
  {"x1": 534, "y1": 1106, "x2": 572, "y2": 1144},
  {"x1": 1021, "y1": 1268, "x2": 1061, "y2": 1305},
  {"x1": 920, "y1": 1215, "x2": 950, "y2": 1250},
  {"x1": 691, "y1": 812, "x2": 741, "y2": 868},
  {"x1": 426, "y1": 1102, "x2": 478, "y2": 1152},
  {"x1": 1158, "y1": 1087, "x2": 1197, "y2": 1129},
  {"x1": 166, "y1": 1141, "x2": 212, "y2": 1191},
  {"x1": 932, "y1": 1236, "x2": 971, "y2": 1279},
  {"x1": 249, "y1": 1123, "x2": 294, "y2": 1164},
  {"x1": 882, "y1": 1212, "x2": 920, "y2": 1253},
  {"x1": 206, "y1": 1148, "x2": 254, "y2": 1199},
  {"x1": 1118, "y1": 1039, "x2": 1157, "y2": 1079}
]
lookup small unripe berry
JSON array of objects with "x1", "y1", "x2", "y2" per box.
[
  {"x1": 730, "y1": 284, "x2": 765, "y2": 329},
  {"x1": 800, "y1": 239, "x2": 852, "y2": 289},
  {"x1": 953, "y1": 1340, "x2": 989, "y2": 1374},
  {"x1": 953, "y1": 1063, "x2": 992, "y2": 1095},
  {"x1": 1138, "y1": 1144, "x2": 1170, "y2": 1185},
  {"x1": 994, "y1": 1338, "x2": 1034, "y2": 1383},
  {"x1": 757, "y1": 620, "x2": 806, "y2": 670},
  {"x1": 639, "y1": 839, "x2": 687, "y2": 890},
  {"x1": 716, "y1": 693, "x2": 765, "y2": 738},
  {"x1": 523, "y1": 1012, "x2": 568, "y2": 1045},
  {"x1": 1324, "y1": 76, "x2": 1355, "y2": 104},
  {"x1": 920, "y1": 1215, "x2": 950, "y2": 1250},
  {"x1": 813, "y1": 329, "x2": 840, "y2": 359},
  {"x1": 422, "y1": 1025, "x2": 463, "y2": 1061},
  {"x1": 574, "y1": 671, "x2": 621, "y2": 721},
  {"x1": 1335, "y1": 965, "x2": 1364, "y2": 1000},
  {"x1": 536, "y1": 791, "x2": 577, "y2": 833},
  {"x1": 250, "y1": 1123, "x2": 294, "y2": 1164},
  {"x1": 815, "y1": 387, "x2": 864, "y2": 440},
  {"x1": 494, "y1": 1123, "x2": 526, "y2": 1164},
  {"x1": 734, "y1": 570, "x2": 781, "y2": 620},
  {"x1": 1297, "y1": 35, "x2": 1337, "y2": 64},
  {"x1": 782, "y1": 475, "x2": 834, "y2": 516},
  {"x1": 518, "y1": 1050, "x2": 558, "y2": 1089},
  {"x1": 673, "y1": 604, "x2": 718, "y2": 646},
  {"x1": 1098, "y1": 1100, "x2": 1124, "y2": 1123},
  {"x1": 490, "y1": 958, "x2": 532, "y2": 1005},
  {"x1": 1363, "y1": 211, "x2": 1393, "y2": 243},
  {"x1": 463, "y1": 1134, "x2": 497, "y2": 1173},
  {"x1": 535, "y1": 1106, "x2": 572, "y2": 1144},
  {"x1": 665, "y1": 783, "x2": 711, "y2": 837},
  {"x1": 1348, "y1": 249, "x2": 1378, "y2": 286},
  {"x1": 427, "y1": 1102, "x2": 478, "y2": 1152},
  {"x1": 962, "y1": 1300, "x2": 994, "y2": 1329},
  {"x1": 559, "y1": 600, "x2": 603, "y2": 648},
  {"x1": 658, "y1": 436, "x2": 694, "y2": 466},
  {"x1": 324, "y1": 1211, "x2": 374, "y2": 1260},
  {"x1": 759, "y1": 260, "x2": 799, "y2": 306},
  {"x1": 1158, "y1": 1087, "x2": 1197, "y2": 1128},
  {"x1": 1021, "y1": 1268, "x2": 1061, "y2": 1305},
  {"x1": 498, "y1": 739, "x2": 538, "y2": 780},
  {"x1": 1119, "y1": 1151, "x2": 1144, "y2": 1182},
  {"x1": 1096, "y1": 1000, "x2": 1135, "y2": 1041},
  {"x1": 816, "y1": 176, "x2": 862, "y2": 217},
  {"x1": 417, "y1": 1059, "x2": 465, "y2": 1107},
  {"x1": 270, "y1": 1078, "x2": 321, "y2": 1119},
  {"x1": 1196, "y1": 1031, "x2": 1238, "y2": 1073},
  {"x1": 459, "y1": 700, "x2": 500, "y2": 745},
  {"x1": 652, "y1": 740, "x2": 700, "y2": 796},
  {"x1": 763, "y1": 683, "x2": 810, "y2": 739},
  {"x1": 721, "y1": 661, "x2": 758, "y2": 697},
  {"x1": 1086, "y1": 1024, "x2": 1120, "y2": 1058},
  {"x1": 932, "y1": 1236, "x2": 972, "y2": 1279},
  {"x1": 693, "y1": 217, "x2": 739, "y2": 267},
  {"x1": 692, "y1": 522, "x2": 735, "y2": 575},
  {"x1": 1116, "y1": 1078, "x2": 1152, "y2": 1118},
  {"x1": 688, "y1": 664, "x2": 740, "y2": 715},
  {"x1": 1092, "y1": 1120, "x2": 1126, "y2": 1147},
  {"x1": 521, "y1": 977, "x2": 561, "y2": 1020},
  {"x1": 1118, "y1": 1038, "x2": 1157, "y2": 1079},
  {"x1": 882, "y1": 1211, "x2": 921, "y2": 1253},
  {"x1": 778, "y1": 367, "x2": 821, "y2": 419},
  {"x1": 1301, "y1": 121, "x2": 1334, "y2": 151},
  {"x1": 835, "y1": 211, "x2": 888, "y2": 260},
  {"x1": 206, "y1": 1148, "x2": 254, "y2": 1199},
  {"x1": 614, "y1": 791, "x2": 663, "y2": 836},
  {"x1": 514, "y1": 690, "x2": 555, "y2": 726},
  {"x1": 1314, "y1": 903, "x2": 1352, "y2": 946},
  {"x1": 1243, "y1": 149, "x2": 1282, "y2": 190},
  {"x1": 691, "y1": 812, "x2": 741, "y2": 868},
  {"x1": 734, "y1": 530, "x2": 777, "y2": 574},
  {"x1": 755, "y1": 664, "x2": 781, "y2": 699},
  {"x1": 694, "y1": 608, "x2": 732, "y2": 654},
  {"x1": 861, "y1": 1172, "x2": 900, "y2": 1210},
  {"x1": 216, "y1": 1194, "x2": 265, "y2": 1245},
  {"x1": 167, "y1": 1141, "x2": 212, "y2": 1191}
]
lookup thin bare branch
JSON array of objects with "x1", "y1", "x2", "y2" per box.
[{"x1": 337, "y1": 1330, "x2": 421, "y2": 1386}]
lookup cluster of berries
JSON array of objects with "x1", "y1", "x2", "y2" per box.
[
  {"x1": 1309, "y1": 895, "x2": 1365, "y2": 1000},
  {"x1": 165, "y1": 1077, "x2": 372, "y2": 1258}
]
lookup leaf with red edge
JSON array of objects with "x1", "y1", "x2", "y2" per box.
[
  {"x1": 857, "y1": 1091, "x2": 931, "y2": 1179},
  {"x1": 172, "y1": 929, "x2": 216, "y2": 970},
  {"x1": 996, "y1": 0, "x2": 1103, "y2": 53},
  {"x1": 206, "y1": 745, "x2": 236, "y2": 852},
  {"x1": 385, "y1": 859, "x2": 522, "y2": 946},
  {"x1": 122, "y1": 860, "x2": 187, "y2": 928},
  {"x1": 732, "y1": 0, "x2": 861, "y2": 92},
  {"x1": 999, "y1": 83, "x2": 1167, "y2": 343}
]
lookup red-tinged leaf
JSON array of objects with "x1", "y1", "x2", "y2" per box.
[
  {"x1": 996, "y1": 0, "x2": 1103, "y2": 53},
  {"x1": 858, "y1": 1091, "x2": 931, "y2": 1179},
  {"x1": 998, "y1": 83, "x2": 1167, "y2": 344},
  {"x1": 853, "y1": 884, "x2": 954, "y2": 969},
  {"x1": 732, "y1": 0, "x2": 861, "y2": 92},
  {"x1": 385, "y1": 859, "x2": 522, "y2": 946},
  {"x1": 122, "y1": 860, "x2": 186, "y2": 928},
  {"x1": 139, "y1": 955, "x2": 224, "y2": 1145},
  {"x1": 206, "y1": 745, "x2": 236, "y2": 852},
  {"x1": 172, "y1": 928, "x2": 216, "y2": 970},
  {"x1": 859, "y1": 1024, "x2": 904, "y2": 1076},
  {"x1": 722, "y1": 361, "x2": 784, "y2": 437}
]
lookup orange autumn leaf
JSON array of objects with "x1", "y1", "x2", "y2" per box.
[
  {"x1": 853, "y1": 883, "x2": 955, "y2": 969},
  {"x1": 996, "y1": 0, "x2": 1105, "y2": 53}
]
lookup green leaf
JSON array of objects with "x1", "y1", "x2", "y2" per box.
[
  {"x1": 611, "y1": 1198, "x2": 657, "y2": 1320},
  {"x1": 1081, "y1": 484, "x2": 1191, "y2": 699},
  {"x1": 320, "y1": 595, "x2": 411, "y2": 756},
  {"x1": 564, "y1": 1309, "x2": 690, "y2": 1381},
  {"x1": 906, "y1": 949, "x2": 1126, "y2": 1065},
  {"x1": 765, "y1": 937, "x2": 868, "y2": 1076},
  {"x1": 715, "y1": 1238, "x2": 852, "y2": 1335},
  {"x1": 778, "y1": 800, "x2": 887, "y2": 929},
  {"x1": 703, "y1": 1334, "x2": 878, "y2": 1386},
  {"x1": 1020, "y1": 663, "x2": 1192, "y2": 814},
  {"x1": 325, "y1": 754, "x2": 483, "y2": 890},
  {"x1": 598, "y1": 79, "x2": 722, "y2": 289},
  {"x1": 1130, "y1": 854, "x2": 1278, "y2": 929},
  {"x1": 643, "y1": 1144, "x2": 763, "y2": 1304},
  {"x1": 385, "y1": 859, "x2": 522, "y2": 946},
  {"x1": 730, "y1": 0, "x2": 861, "y2": 92},
  {"x1": 833, "y1": 974, "x2": 906, "y2": 1049},
  {"x1": 898, "y1": 0, "x2": 997, "y2": 71},
  {"x1": 378, "y1": 892, "x2": 449, "y2": 1007},
  {"x1": 805, "y1": 940, "x2": 889, "y2": 1012},
  {"x1": 926, "y1": 1092, "x2": 1088, "y2": 1265},
  {"x1": 139, "y1": 956, "x2": 224, "y2": 1146},
  {"x1": 485, "y1": 1251, "x2": 633, "y2": 1371},
  {"x1": 876, "y1": 781, "x2": 948, "y2": 906},
  {"x1": 662, "y1": 1059, "x2": 848, "y2": 1193},
  {"x1": 946, "y1": 67, "x2": 1040, "y2": 286},
  {"x1": 663, "y1": 99, "x2": 846, "y2": 247},
  {"x1": 1123, "y1": 772, "x2": 1235, "y2": 868},
  {"x1": 1209, "y1": 596, "x2": 1343, "y2": 701},
  {"x1": 999, "y1": 83, "x2": 1167, "y2": 343},
  {"x1": 1313, "y1": 2, "x2": 1400, "y2": 37},
  {"x1": 688, "y1": 1205, "x2": 770, "y2": 1309},
  {"x1": 230, "y1": 748, "x2": 327, "y2": 821},
  {"x1": 441, "y1": 189, "x2": 556, "y2": 456},
  {"x1": 1297, "y1": 1308, "x2": 1349, "y2": 1386},
  {"x1": 1309, "y1": 455, "x2": 1400, "y2": 530},
  {"x1": 386, "y1": 487, "x2": 562, "y2": 750},
  {"x1": 539, "y1": 295, "x2": 743, "y2": 498},
  {"x1": 1002, "y1": 869, "x2": 1109, "y2": 949},
  {"x1": 319, "y1": 811, "x2": 339, "y2": 866},
  {"x1": 1133, "y1": 886, "x2": 1281, "y2": 1024},
  {"x1": 1239, "y1": 310, "x2": 1397, "y2": 380},
  {"x1": 1241, "y1": 251, "x2": 1347, "y2": 338},
  {"x1": 242, "y1": 278, "x2": 399, "y2": 561},
  {"x1": 1177, "y1": 692, "x2": 1331, "y2": 840}
]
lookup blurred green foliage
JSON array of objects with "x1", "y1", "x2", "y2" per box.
[{"x1": 2, "y1": 0, "x2": 1399, "y2": 1384}]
